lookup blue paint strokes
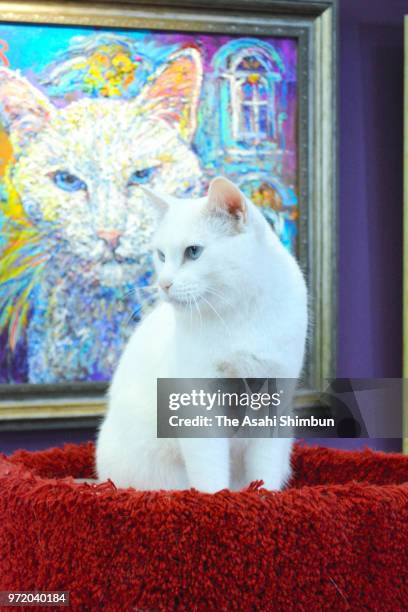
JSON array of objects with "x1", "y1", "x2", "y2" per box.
[{"x1": 0, "y1": 26, "x2": 298, "y2": 383}]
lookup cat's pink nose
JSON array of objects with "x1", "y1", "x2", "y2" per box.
[
  {"x1": 98, "y1": 230, "x2": 121, "y2": 250},
  {"x1": 159, "y1": 280, "x2": 173, "y2": 291}
]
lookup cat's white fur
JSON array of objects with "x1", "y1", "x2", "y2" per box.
[{"x1": 96, "y1": 177, "x2": 307, "y2": 492}]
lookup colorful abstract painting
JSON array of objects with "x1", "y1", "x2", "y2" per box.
[{"x1": 0, "y1": 24, "x2": 298, "y2": 384}]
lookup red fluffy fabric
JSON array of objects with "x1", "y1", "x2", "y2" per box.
[{"x1": 0, "y1": 443, "x2": 407, "y2": 611}]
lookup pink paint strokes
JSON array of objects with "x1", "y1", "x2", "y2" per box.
[{"x1": 0, "y1": 40, "x2": 9, "y2": 67}]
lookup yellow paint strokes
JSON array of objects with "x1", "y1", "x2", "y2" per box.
[
  {"x1": 82, "y1": 46, "x2": 138, "y2": 97},
  {"x1": 2, "y1": 172, "x2": 29, "y2": 225},
  {"x1": 157, "y1": 152, "x2": 175, "y2": 164},
  {"x1": 144, "y1": 52, "x2": 202, "y2": 141},
  {"x1": 0, "y1": 169, "x2": 44, "y2": 348},
  {"x1": 0, "y1": 127, "x2": 13, "y2": 176}
]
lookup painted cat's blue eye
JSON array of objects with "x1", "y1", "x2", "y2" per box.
[
  {"x1": 52, "y1": 170, "x2": 87, "y2": 192},
  {"x1": 128, "y1": 167, "x2": 156, "y2": 186},
  {"x1": 185, "y1": 245, "x2": 204, "y2": 261},
  {"x1": 157, "y1": 249, "x2": 165, "y2": 262}
]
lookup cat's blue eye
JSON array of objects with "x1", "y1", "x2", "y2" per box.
[
  {"x1": 52, "y1": 171, "x2": 87, "y2": 192},
  {"x1": 185, "y1": 245, "x2": 204, "y2": 260},
  {"x1": 128, "y1": 167, "x2": 156, "y2": 186},
  {"x1": 157, "y1": 250, "x2": 165, "y2": 262}
]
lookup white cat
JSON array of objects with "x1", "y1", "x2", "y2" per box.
[{"x1": 96, "y1": 177, "x2": 307, "y2": 492}]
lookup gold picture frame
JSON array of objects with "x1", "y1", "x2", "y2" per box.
[{"x1": 0, "y1": 0, "x2": 337, "y2": 428}]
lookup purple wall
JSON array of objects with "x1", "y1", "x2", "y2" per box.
[
  {"x1": 338, "y1": 0, "x2": 405, "y2": 379},
  {"x1": 0, "y1": 0, "x2": 406, "y2": 455},
  {"x1": 333, "y1": 0, "x2": 406, "y2": 453}
]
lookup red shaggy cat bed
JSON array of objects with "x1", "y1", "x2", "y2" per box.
[{"x1": 1, "y1": 442, "x2": 408, "y2": 610}]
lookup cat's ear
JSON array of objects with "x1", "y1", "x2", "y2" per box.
[
  {"x1": 141, "y1": 186, "x2": 170, "y2": 217},
  {"x1": 207, "y1": 177, "x2": 248, "y2": 225},
  {"x1": 137, "y1": 48, "x2": 202, "y2": 142},
  {"x1": 0, "y1": 67, "x2": 53, "y2": 149}
]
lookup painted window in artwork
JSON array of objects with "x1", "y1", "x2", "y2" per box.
[
  {"x1": 213, "y1": 43, "x2": 284, "y2": 149},
  {"x1": 232, "y1": 55, "x2": 272, "y2": 142}
]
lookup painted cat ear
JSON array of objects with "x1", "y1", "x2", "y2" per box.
[
  {"x1": 140, "y1": 186, "x2": 170, "y2": 216},
  {"x1": 0, "y1": 68, "x2": 53, "y2": 149},
  {"x1": 137, "y1": 48, "x2": 203, "y2": 142},
  {"x1": 207, "y1": 177, "x2": 247, "y2": 223}
]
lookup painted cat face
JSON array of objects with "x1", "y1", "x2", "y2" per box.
[{"x1": 0, "y1": 49, "x2": 203, "y2": 287}]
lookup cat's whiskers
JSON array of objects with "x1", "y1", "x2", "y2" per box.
[
  {"x1": 127, "y1": 306, "x2": 141, "y2": 325},
  {"x1": 204, "y1": 286, "x2": 234, "y2": 309},
  {"x1": 188, "y1": 295, "x2": 202, "y2": 333},
  {"x1": 188, "y1": 295, "x2": 194, "y2": 330},
  {"x1": 200, "y1": 294, "x2": 231, "y2": 335},
  {"x1": 125, "y1": 287, "x2": 158, "y2": 325},
  {"x1": 192, "y1": 294, "x2": 203, "y2": 334},
  {"x1": 124, "y1": 287, "x2": 138, "y2": 297},
  {"x1": 124, "y1": 285, "x2": 158, "y2": 299}
]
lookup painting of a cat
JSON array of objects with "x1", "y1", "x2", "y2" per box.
[
  {"x1": 0, "y1": 49, "x2": 203, "y2": 382},
  {"x1": 0, "y1": 28, "x2": 298, "y2": 384}
]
